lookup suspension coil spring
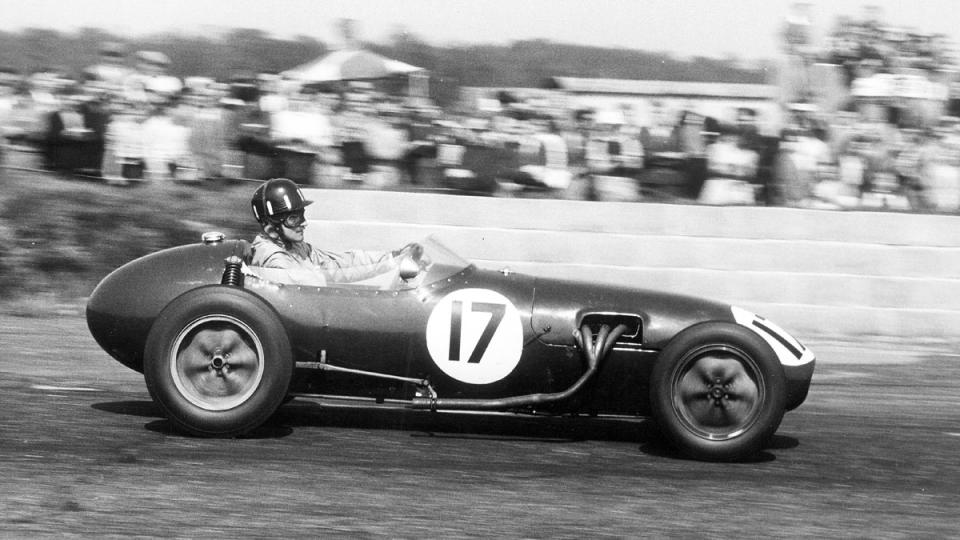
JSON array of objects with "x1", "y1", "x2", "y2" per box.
[{"x1": 221, "y1": 256, "x2": 244, "y2": 287}]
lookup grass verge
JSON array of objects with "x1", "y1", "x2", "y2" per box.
[{"x1": 0, "y1": 151, "x2": 258, "y2": 310}]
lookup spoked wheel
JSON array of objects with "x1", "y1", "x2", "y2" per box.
[
  {"x1": 170, "y1": 315, "x2": 265, "y2": 412},
  {"x1": 144, "y1": 286, "x2": 293, "y2": 437},
  {"x1": 673, "y1": 345, "x2": 763, "y2": 441},
  {"x1": 650, "y1": 322, "x2": 786, "y2": 461}
]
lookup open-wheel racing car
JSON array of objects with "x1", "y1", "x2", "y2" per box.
[{"x1": 87, "y1": 234, "x2": 815, "y2": 461}]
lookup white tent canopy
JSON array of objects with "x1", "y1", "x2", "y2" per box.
[{"x1": 282, "y1": 49, "x2": 424, "y2": 83}]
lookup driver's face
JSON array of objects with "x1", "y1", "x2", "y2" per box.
[{"x1": 280, "y1": 221, "x2": 306, "y2": 243}]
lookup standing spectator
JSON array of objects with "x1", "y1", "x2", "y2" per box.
[
  {"x1": 918, "y1": 125, "x2": 960, "y2": 211},
  {"x1": 893, "y1": 129, "x2": 927, "y2": 210},
  {"x1": 218, "y1": 96, "x2": 249, "y2": 179},
  {"x1": 364, "y1": 105, "x2": 409, "y2": 187},
  {"x1": 0, "y1": 73, "x2": 19, "y2": 142},
  {"x1": 699, "y1": 129, "x2": 759, "y2": 205},
  {"x1": 640, "y1": 101, "x2": 679, "y2": 156},
  {"x1": 102, "y1": 101, "x2": 148, "y2": 182},
  {"x1": 828, "y1": 110, "x2": 860, "y2": 161},
  {"x1": 566, "y1": 108, "x2": 593, "y2": 171},
  {"x1": 141, "y1": 99, "x2": 192, "y2": 180},
  {"x1": 181, "y1": 89, "x2": 229, "y2": 180},
  {"x1": 257, "y1": 74, "x2": 288, "y2": 116},
  {"x1": 269, "y1": 92, "x2": 334, "y2": 184},
  {"x1": 78, "y1": 89, "x2": 111, "y2": 175},
  {"x1": 41, "y1": 88, "x2": 96, "y2": 173},
  {"x1": 559, "y1": 109, "x2": 594, "y2": 200},
  {"x1": 772, "y1": 119, "x2": 832, "y2": 206},
  {"x1": 131, "y1": 51, "x2": 182, "y2": 100},
  {"x1": 585, "y1": 109, "x2": 643, "y2": 201},
  {"x1": 855, "y1": 125, "x2": 902, "y2": 206},
  {"x1": 838, "y1": 134, "x2": 869, "y2": 204},
  {"x1": 509, "y1": 118, "x2": 572, "y2": 192},
  {"x1": 641, "y1": 103, "x2": 707, "y2": 200},
  {"x1": 82, "y1": 42, "x2": 133, "y2": 95},
  {"x1": 809, "y1": 158, "x2": 858, "y2": 208},
  {"x1": 335, "y1": 102, "x2": 373, "y2": 183}
]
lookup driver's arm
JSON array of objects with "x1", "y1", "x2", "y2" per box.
[
  {"x1": 255, "y1": 250, "x2": 329, "y2": 286},
  {"x1": 311, "y1": 248, "x2": 399, "y2": 284},
  {"x1": 251, "y1": 266, "x2": 329, "y2": 286}
]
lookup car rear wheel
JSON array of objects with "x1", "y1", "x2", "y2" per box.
[
  {"x1": 144, "y1": 286, "x2": 293, "y2": 437},
  {"x1": 650, "y1": 322, "x2": 786, "y2": 461}
]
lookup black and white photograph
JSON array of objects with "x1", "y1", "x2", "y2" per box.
[{"x1": 0, "y1": 0, "x2": 957, "y2": 537}]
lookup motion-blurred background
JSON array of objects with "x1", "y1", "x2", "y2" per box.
[{"x1": 0, "y1": 1, "x2": 957, "y2": 339}]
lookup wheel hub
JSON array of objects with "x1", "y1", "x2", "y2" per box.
[
  {"x1": 210, "y1": 348, "x2": 228, "y2": 373},
  {"x1": 709, "y1": 377, "x2": 729, "y2": 406},
  {"x1": 673, "y1": 348, "x2": 763, "y2": 439},
  {"x1": 171, "y1": 316, "x2": 265, "y2": 411}
]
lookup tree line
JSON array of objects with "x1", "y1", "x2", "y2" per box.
[{"x1": 0, "y1": 27, "x2": 770, "y2": 107}]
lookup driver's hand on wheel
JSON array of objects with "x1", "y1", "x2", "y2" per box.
[{"x1": 393, "y1": 242, "x2": 424, "y2": 261}]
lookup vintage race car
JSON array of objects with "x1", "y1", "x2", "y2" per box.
[{"x1": 87, "y1": 234, "x2": 815, "y2": 461}]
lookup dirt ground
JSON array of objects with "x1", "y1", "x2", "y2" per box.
[{"x1": 2, "y1": 310, "x2": 959, "y2": 538}]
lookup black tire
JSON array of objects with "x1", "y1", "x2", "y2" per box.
[
  {"x1": 649, "y1": 321, "x2": 786, "y2": 461},
  {"x1": 144, "y1": 286, "x2": 293, "y2": 437}
]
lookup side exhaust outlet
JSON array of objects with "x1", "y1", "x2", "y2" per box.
[{"x1": 410, "y1": 323, "x2": 628, "y2": 412}]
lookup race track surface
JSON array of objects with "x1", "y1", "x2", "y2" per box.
[{"x1": 1, "y1": 314, "x2": 958, "y2": 538}]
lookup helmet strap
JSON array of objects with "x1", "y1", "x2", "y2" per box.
[{"x1": 262, "y1": 222, "x2": 292, "y2": 249}]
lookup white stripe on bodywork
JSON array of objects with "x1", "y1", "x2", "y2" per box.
[{"x1": 731, "y1": 306, "x2": 815, "y2": 367}]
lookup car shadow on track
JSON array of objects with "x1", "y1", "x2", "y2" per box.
[
  {"x1": 637, "y1": 439, "x2": 792, "y2": 463},
  {"x1": 92, "y1": 400, "x2": 162, "y2": 418},
  {"x1": 92, "y1": 399, "x2": 799, "y2": 462},
  {"x1": 274, "y1": 399, "x2": 658, "y2": 444},
  {"x1": 92, "y1": 398, "x2": 657, "y2": 443}
]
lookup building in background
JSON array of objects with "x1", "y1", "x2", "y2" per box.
[{"x1": 460, "y1": 78, "x2": 779, "y2": 134}]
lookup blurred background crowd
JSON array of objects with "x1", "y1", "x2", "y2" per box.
[{"x1": 1, "y1": 3, "x2": 959, "y2": 213}]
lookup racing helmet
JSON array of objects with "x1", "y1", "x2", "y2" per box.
[{"x1": 251, "y1": 178, "x2": 313, "y2": 226}]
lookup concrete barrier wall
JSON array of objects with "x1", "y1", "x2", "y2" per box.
[{"x1": 302, "y1": 189, "x2": 960, "y2": 341}]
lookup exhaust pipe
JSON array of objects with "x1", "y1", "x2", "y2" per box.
[{"x1": 410, "y1": 323, "x2": 628, "y2": 412}]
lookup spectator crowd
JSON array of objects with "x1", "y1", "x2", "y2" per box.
[{"x1": 1, "y1": 40, "x2": 959, "y2": 214}]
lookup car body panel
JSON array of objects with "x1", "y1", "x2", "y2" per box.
[
  {"x1": 87, "y1": 235, "x2": 814, "y2": 417},
  {"x1": 86, "y1": 240, "x2": 248, "y2": 372},
  {"x1": 531, "y1": 278, "x2": 735, "y2": 349}
]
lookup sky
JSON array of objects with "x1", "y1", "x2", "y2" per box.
[{"x1": 0, "y1": 0, "x2": 957, "y2": 60}]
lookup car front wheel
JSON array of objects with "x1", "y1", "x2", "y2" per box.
[{"x1": 650, "y1": 322, "x2": 786, "y2": 461}]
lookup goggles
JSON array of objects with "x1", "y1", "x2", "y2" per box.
[{"x1": 277, "y1": 210, "x2": 306, "y2": 229}]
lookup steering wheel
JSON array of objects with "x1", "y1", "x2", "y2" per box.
[{"x1": 395, "y1": 243, "x2": 430, "y2": 282}]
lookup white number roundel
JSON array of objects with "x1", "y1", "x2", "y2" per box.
[{"x1": 425, "y1": 288, "x2": 524, "y2": 384}]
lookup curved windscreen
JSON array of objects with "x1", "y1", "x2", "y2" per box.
[{"x1": 416, "y1": 235, "x2": 473, "y2": 285}]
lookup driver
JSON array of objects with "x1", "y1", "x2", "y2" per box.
[{"x1": 250, "y1": 178, "x2": 419, "y2": 285}]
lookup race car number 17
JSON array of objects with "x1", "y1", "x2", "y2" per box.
[{"x1": 425, "y1": 288, "x2": 524, "y2": 384}]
